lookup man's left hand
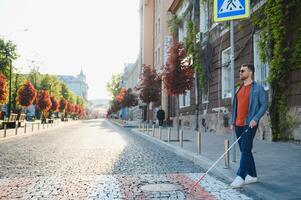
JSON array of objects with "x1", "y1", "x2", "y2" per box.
[{"x1": 249, "y1": 120, "x2": 257, "y2": 128}]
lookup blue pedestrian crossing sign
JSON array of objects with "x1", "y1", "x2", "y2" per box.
[{"x1": 214, "y1": 0, "x2": 250, "y2": 22}]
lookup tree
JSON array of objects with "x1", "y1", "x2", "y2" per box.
[
  {"x1": 106, "y1": 73, "x2": 122, "y2": 99},
  {"x1": 138, "y1": 65, "x2": 161, "y2": 122},
  {"x1": 27, "y1": 65, "x2": 41, "y2": 90},
  {"x1": 50, "y1": 96, "x2": 59, "y2": 112},
  {"x1": 36, "y1": 90, "x2": 52, "y2": 117},
  {"x1": 16, "y1": 81, "x2": 37, "y2": 108},
  {"x1": 0, "y1": 74, "x2": 8, "y2": 104},
  {"x1": 40, "y1": 74, "x2": 62, "y2": 99},
  {"x1": 0, "y1": 39, "x2": 18, "y2": 78},
  {"x1": 59, "y1": 98, "x2": 67, "y2": 113},
  {"x1": 60, "y1": 82, "x2": 70, "y2": 100},
  {"x1": 116, "y1": 88, "x2": 127, "y2": 107},
  {"x1": 124, "y1": 88, "x2": 138, "y2": 108},
  {"x1": 163, "y1": 37, "x2": 194, "y2": 138}
]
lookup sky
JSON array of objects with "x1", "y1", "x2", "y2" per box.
[{"x1": 0, "y1": 0, "x2": 140, "y2": 100}]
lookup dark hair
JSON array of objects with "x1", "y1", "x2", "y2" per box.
[{"x1": 241, "y1": 63, "x2": 255, "y2": 74}]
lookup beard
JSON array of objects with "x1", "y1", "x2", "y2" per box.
[{"x1": 240, "y1": 75, "x2": 247, "y2": 80}]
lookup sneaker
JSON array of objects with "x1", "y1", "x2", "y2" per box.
[
  {"x1": 230, "y1": 176, "x2": 245, "y2": 188},
  {"x1": 245, "y1": 175, "x2": 258, "y2": 184}
]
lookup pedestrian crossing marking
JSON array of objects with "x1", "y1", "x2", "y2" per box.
[{"x1": 219, "y1": 0, "x2": 244, "y2": 14}]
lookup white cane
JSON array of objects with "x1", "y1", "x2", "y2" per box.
[{"x1": 190, "y1": 127, "x2": 251, "y2": 191}]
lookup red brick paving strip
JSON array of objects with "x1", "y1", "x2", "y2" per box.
[{"x1": 167, "y1": 174, "x2": 217, "y2": 200}]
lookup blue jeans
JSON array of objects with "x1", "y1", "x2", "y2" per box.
[{"x1": 235, "y1": 125, "x2": 258, "y2": 179}]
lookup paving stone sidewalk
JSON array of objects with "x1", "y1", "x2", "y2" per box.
[{"x1": 112, "y1": 120, "x2": 301, "y2": 200}]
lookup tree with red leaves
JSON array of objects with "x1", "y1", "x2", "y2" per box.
[
  {"x1": 50, "y1": 96, "x2": 59, "y2": 112},
  {"x1": 17, "y1": 81, "x2": 37, "y2": 108},
  {"x1": 124, "y1": 88, "x2": 138, "y2": 108},
  {"x1": 163, "y1": 37, "x2": 194, "y2": 96},
  {"x1": 116, "y1": 88, "x2": 127, "y2": 107},
  {"x1": 162, "y1": 37, "x2": 194, "y2": 138},
  {"x1": 36, "y1": 90, "x2": 52, "y2": 118},
  {"x1": 138, "y1": 65, "x2": 161, "y2": 121},
  {"x1": 0, "y1": 74, "x2": 8, "y2": 105},
  {"x1": 59, "y1": 98, "x2": 67, "y2": 113}
]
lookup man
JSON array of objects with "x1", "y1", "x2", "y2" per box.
[
  {"x1": 156, "y1": 106, "x2": 165, "y2": 126},
  {"x1": 230, "y1": 63, "x2": 268, "y2": 188}
]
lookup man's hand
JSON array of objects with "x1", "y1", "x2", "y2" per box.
[{"x1": 249, "y1": 120, "x2": 257, "y2": 128}]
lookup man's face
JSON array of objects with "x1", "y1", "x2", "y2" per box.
[{"x1": 239, "y1": 66, "x2": 251, "y2": 80}]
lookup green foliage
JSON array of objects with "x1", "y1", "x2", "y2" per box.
[
  {"x1": 27, "y1": 66, "x2": 41, "y2": 90},
  {"x1": 106, "y1": 73, "x2": 122, "y2": 99},
  {"x1": 184, "y1": 20, "x2": 204, "y2": 90},
  {"x1": 0, "y1": 38, "x2": 18, "y2": 78},
  {"x1": 60, "y1": 82, "x2": 70, "y2": 100},
  {"x1": 40, "y1": 74, "x2": 61, "y2": 99},
  {"x1": 252, "y1": 0, "x2": 301, "y2": 140},
  {"x1": 167, "y1": 14, "x2": 182, "y2": 37}
]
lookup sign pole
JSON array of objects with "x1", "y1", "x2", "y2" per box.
[{"x1": 230, "y1": 20, "x2": 236, "y2": 162}]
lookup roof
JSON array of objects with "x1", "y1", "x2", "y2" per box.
[{"x1": 57, "y1": 75, "x2": 80, "y2": 82}]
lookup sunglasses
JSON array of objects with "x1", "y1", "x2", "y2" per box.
[{"x1": 239, "y1": 69, "x2": 247, "y2": 73}]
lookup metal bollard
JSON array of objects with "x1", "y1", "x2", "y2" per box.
[
  {"x1": 31, "y1": 123, "x2": 34, "y2": 132},
  {"x1": 159, "y1": 126, "x2": 162, "y2": 140},
  {"x1": 24, "y1": 123, "x2": 27, "y2": 133},
  {"x1": 224, "y1": 139, "x2": 230, "y2": 168},
  {"x1": 38, "y1": 123, "x2": 40, "y2": 130},
  {"x1": 180, "y1": 128, "x2": 183, "y2": 147},
  {"x1": 4, "y1": 124, "x2": 7, "y2": 137},
  {"x1": 146, "y1": 124, "x2": 149, "y2": 134},
  {"x1": 47, "y1": 123, "x2": 49, "y2": 128},
  {"x1": 15, "y1": 122, "x2": 18, "y2": 135},
  {"x1": 196, "y1": 131, "x2": 201, "y2": 154},
  {"x1": 168, "y1": 127, "x2": 171, "y2": 143},
  {"x1": 43, "y1": 123, "x2": 45, "y2": 129},
  {"x1": 142, "y1": 123, "x2": 145, "y2": 132},
  {"x1": 152, "y1": 125, "x2": 155, "y2": 137}
]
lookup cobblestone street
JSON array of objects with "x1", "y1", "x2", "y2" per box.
[{"x1": 0, "y1": 119, "x2": 256, "y2": 199}]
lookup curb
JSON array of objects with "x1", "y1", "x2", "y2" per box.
[{"x1": 0, "y1": 120, "x2": 81, "y2": 144}]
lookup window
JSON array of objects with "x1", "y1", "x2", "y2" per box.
[
  {"x1": 221, "y1": 47, "x2": 232, "y2": 99},
  {"x1": 253, "y1": 32, "x2": 269, "y2": 90},
  {"x1": 202, "y1": 89, "x2": 209, "y2": 103},
  {"x1": 158, "y1": 47, "x2": 161, "y2": 64},
  {"x1": 158, "y1": 18, "x2": 161, "y2": 34},
  {"x1": 200, "y1": 1, "x2": 208, "y2": 33},
  {"x1": 179, "y1": 91, "x2": 191, "y2": 108},
  {"x1": 178, "y1": 20, "x2": 187, "y2": 42}
]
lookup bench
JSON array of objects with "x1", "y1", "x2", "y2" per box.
[
  {"x1": 18, "y1": 113, "x2": 26, "y2": 127},
  {"x1": 2, "y1": 113, "x2": 18, "y2": 128}
]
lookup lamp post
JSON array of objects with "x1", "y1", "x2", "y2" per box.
[{"x1": 8, "y1": 58, "x2": 12, "y2": 117}]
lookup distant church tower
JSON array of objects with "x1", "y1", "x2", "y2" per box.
[
  {"x1": 76, "y1": 69, "x2": 88, "y2": 100},
  {"x1": 77, "y1": 69, "x2": 86, "y2": 82}
]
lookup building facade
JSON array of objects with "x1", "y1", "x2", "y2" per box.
[
  {"x1": 166, "y1": 0, "x2": 301, "y2": 141},
  {"x1": 57, "y1": 69, "x2": 88, "y2": 100}
]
